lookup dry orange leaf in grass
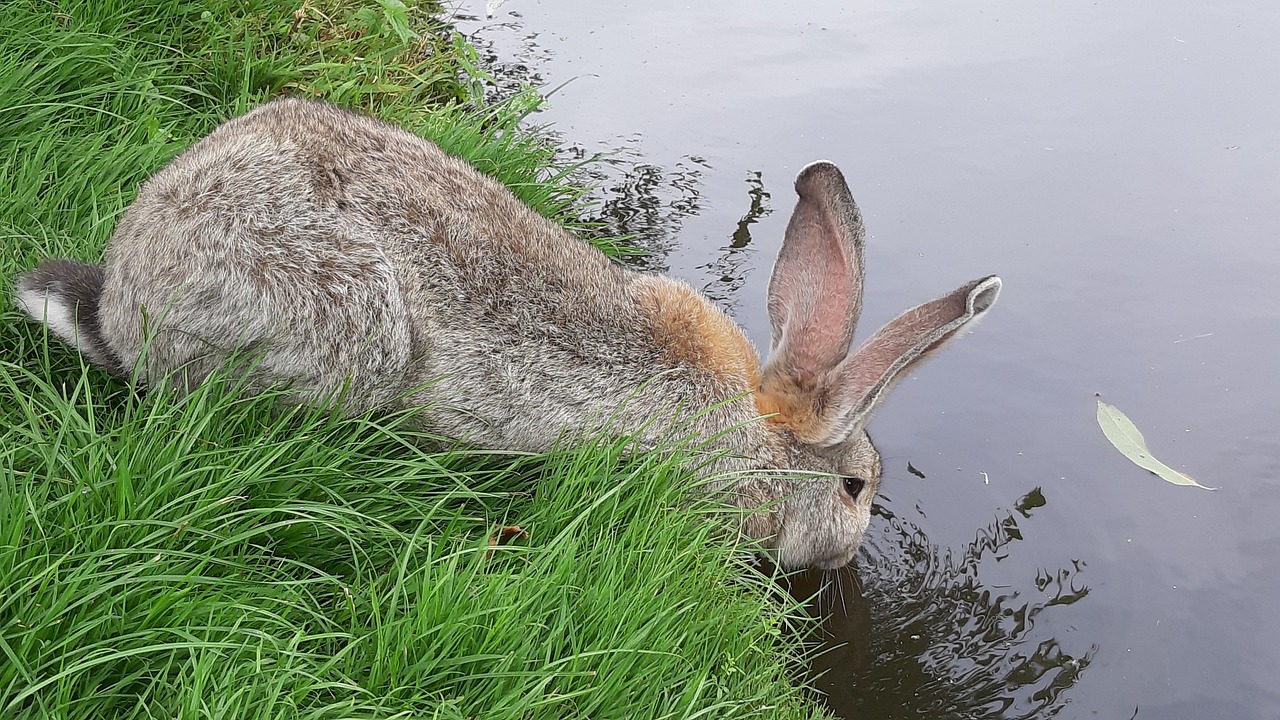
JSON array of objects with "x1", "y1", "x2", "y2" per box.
[{"x1": 486, "y1": 525, "x2": 528, "y2": 559}]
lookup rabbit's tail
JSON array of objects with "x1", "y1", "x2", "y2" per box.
[{"x1": 14, "y1": 259, "x2": 125, "y2": 376}]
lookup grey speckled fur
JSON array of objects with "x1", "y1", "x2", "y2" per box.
[{"x1": 14, "y1": 97, "x2": 1001, "y2": 570}]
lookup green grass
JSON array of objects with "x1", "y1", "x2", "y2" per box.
[{"x1": 0, "y1": 1, "x2": 827, "y2": 718}]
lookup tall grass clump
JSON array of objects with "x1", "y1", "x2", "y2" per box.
[
  {"x1": 0, "y1": 358, "x2": 818, "y2": 718},
  {"x1": 0, "y1": 1, "x2": 829, "y2": 717}
]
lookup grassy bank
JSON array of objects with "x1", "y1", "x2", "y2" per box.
[{"x1": 0, "y1": 1, "x2": 828, "y2": 718}]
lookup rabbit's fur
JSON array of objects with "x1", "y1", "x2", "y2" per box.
[{"x1": 14, "y1": 97, "x2": 1000, "y2": 570}]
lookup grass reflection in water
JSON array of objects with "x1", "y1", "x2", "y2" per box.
[{"x1": 785, "y1": 487, "x2": 1095, "y2": 720}]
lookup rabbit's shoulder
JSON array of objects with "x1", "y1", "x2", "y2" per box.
[{"x1": 634, "y1": 274, "x2": 761, "y2": 391}]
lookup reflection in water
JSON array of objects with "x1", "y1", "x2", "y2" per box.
[
  {"x1": 784, "y1": 487, "x2": 1095, "y2": 720},
  {"x1": 457, "y1": 10, "x2": 553, "y2": 103},
  {"x1": 461, "y1": 7, "x2": 773, "y2": 307},
  {"x1": 698, "y1": 171, "x2": 771, "y2": 310},
  {"x1": 574, "y1": 152, "x2": 708, "y2": 273},
  {"x1": 577, "y1": 160, "x2": 772, "y2": 313},
  {"x1": 460, "y1": 10, "x2": 717, "y2": 273}
]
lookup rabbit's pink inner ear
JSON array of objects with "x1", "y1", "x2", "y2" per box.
[
  {"x1": 815, "y1": 276, "x2": 1002, "y2": 445},
  {"x1": 764, "y1": 161, "x2": 867, "y2": 385}
]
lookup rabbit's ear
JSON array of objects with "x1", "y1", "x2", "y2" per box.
[
  {"x1": 762, "y1": 161, "x2": 866, "y2": 387},
  {"x1": 814, "y1": 275, "x2": 1002, "y2": 445}
]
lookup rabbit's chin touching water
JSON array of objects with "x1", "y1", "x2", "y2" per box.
[{"x1": 14, "y1": 97, "x2": 1000, "y2": 570}]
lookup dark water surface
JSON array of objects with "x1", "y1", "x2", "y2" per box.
[{"x1": 458, "y1": 2, "x2": 1280, "y2": 717}]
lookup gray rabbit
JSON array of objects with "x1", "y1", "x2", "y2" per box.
[{"x1": 14, "y1": 97, "x2": 1000, "y2": 570}]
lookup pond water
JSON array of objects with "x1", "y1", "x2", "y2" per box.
[{"x1": 456, "y1": 2, "x2": 1280, "y2": 717}]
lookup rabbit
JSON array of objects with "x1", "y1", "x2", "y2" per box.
[{"x1": 13, "y1": 97, "x2": 1000, "y2": 570}]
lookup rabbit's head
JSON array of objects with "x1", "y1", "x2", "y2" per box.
[{"x1": 739, "y1": 161, "x2": 1001, "y2": 570}]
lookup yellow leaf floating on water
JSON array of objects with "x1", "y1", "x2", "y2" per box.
[{"x1": 1095, "y1": 397, "x2": 1215, "y2": 491}]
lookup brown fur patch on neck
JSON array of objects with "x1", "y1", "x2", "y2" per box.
[
  {"x1": 635, "y1": 275, "x2": 761, "y2": 389},
  {"x1": 754, "y1": 371, "x2": 826, "y2": 443}
]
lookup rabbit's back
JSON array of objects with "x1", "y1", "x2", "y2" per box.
[{"x1": 98, "y1": 98, "x2": 761, "y2": 451}]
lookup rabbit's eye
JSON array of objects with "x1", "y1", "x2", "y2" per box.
[{"x1": 841, "y1": 475, "x2": 866, "y2": 500}]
